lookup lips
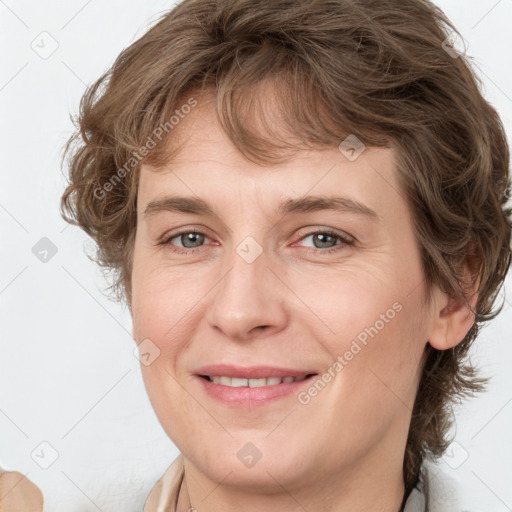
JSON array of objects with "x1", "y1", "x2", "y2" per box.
[
  {"x1": 193, "y1": 364, "x2": 318, "y2": 406},
  {"x1": 194, "y1": 365, "x2": 318, "y2": 407}
]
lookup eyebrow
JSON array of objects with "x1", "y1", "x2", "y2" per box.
[{"x1": 143, "y1": 195, "x2": 379, "y2": 221}]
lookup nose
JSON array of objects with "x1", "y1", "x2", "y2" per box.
[{"x1": 205, "y1": 242, "x2": 289, "y2": 341}]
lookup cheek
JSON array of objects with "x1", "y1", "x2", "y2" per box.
[
  {"x1": 131, "y1": 276, "x2": 190, "y2": 373},
  {"x1": 130, "y1": 254, "x2": 215, "y2": 400},
  {"x1": 285, "y1": 266, "x2": 400, "y2": 347},
  {"x1": 326, "y1": 295, "x2": 426, "y2": 427},
  {"x1": 299, "y1": 268, "x2": 426, "y2": 406},
  {"x1": 131, "y1": 262, "x2": 201, "y2": 437},
  {"x1": 131, "y1": 246, "x2": 198, "y2": 342}
]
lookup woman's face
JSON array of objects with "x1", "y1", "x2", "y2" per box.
[{"x1": 131, "y1": 96, "x2": 435, "y2": 493}]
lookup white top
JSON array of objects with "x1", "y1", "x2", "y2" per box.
[
  {"x1": 143, "y1": 453, "x2": 479, "y2": 512},
  {"x1": 403, "y1": 458, "x2": 467, "y2": 511}
]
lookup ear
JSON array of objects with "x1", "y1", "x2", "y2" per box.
[{"x1": 427, "y1": 255, "x2": 481, "y2": 351}]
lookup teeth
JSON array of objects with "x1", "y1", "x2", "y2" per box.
[
  {"x1": 209, "y1": 375, "x2": 307, "y2": 387},
  {"x1": 231, "y1": 377, "x2": 248, "y2": 387}
]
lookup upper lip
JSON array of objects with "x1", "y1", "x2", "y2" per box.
[{"x1": 195, "y1": 364, "x2": 318, "y2": 379}]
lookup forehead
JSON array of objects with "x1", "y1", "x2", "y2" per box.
[{"x1": 137, "y1": 94, "x2": 404, "y2": 223}]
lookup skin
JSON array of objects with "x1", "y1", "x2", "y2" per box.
[{"x1": 130, "y1": 92, "x2": 478, "y2": 512}]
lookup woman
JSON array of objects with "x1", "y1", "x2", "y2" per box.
[{"x1": 59, "y1": 0, "x2": 511, "y2": 510}]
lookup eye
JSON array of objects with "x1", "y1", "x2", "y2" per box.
[
  {"x1": 294, "y1": 229, "x2": 354, "y2": 253},
  {"x1": 159, "y1": 230, "x2": 212, "y2": 253}
]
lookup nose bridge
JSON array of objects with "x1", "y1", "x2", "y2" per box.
[{"x1": 207, "y1": 235, "x2": 287, "y2": 339}]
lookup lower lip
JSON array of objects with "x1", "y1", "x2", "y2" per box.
[{"x1": 195, "y1": 375, "x2": 316, "y2": 407}]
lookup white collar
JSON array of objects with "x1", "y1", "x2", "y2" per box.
[{"x1": 404, "y1": 458, "x2": 467, "y2": 512}]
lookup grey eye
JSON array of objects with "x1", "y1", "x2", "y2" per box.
[
  {"x1": 177, "y1": 232, "x2": 206, "y2": 248},
  {"x1": 310, "y1": 233, "x2": 338, "y2": 249}
]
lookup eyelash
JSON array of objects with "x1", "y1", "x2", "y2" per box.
[{"x1": 158, "y1": 229, "x2": 354, "y2": 255}]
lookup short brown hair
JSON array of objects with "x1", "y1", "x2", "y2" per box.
[{"x1": 60, "y1": 0, "x2": 512, "y2": 494}]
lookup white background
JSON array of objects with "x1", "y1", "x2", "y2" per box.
[{"x1": 0, "y1": 1, "x2": 511, "y2": 510}]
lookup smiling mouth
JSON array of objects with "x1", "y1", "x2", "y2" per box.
[{"x1": 199, "y1": 374, "x2": 317, "y2": 387}]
